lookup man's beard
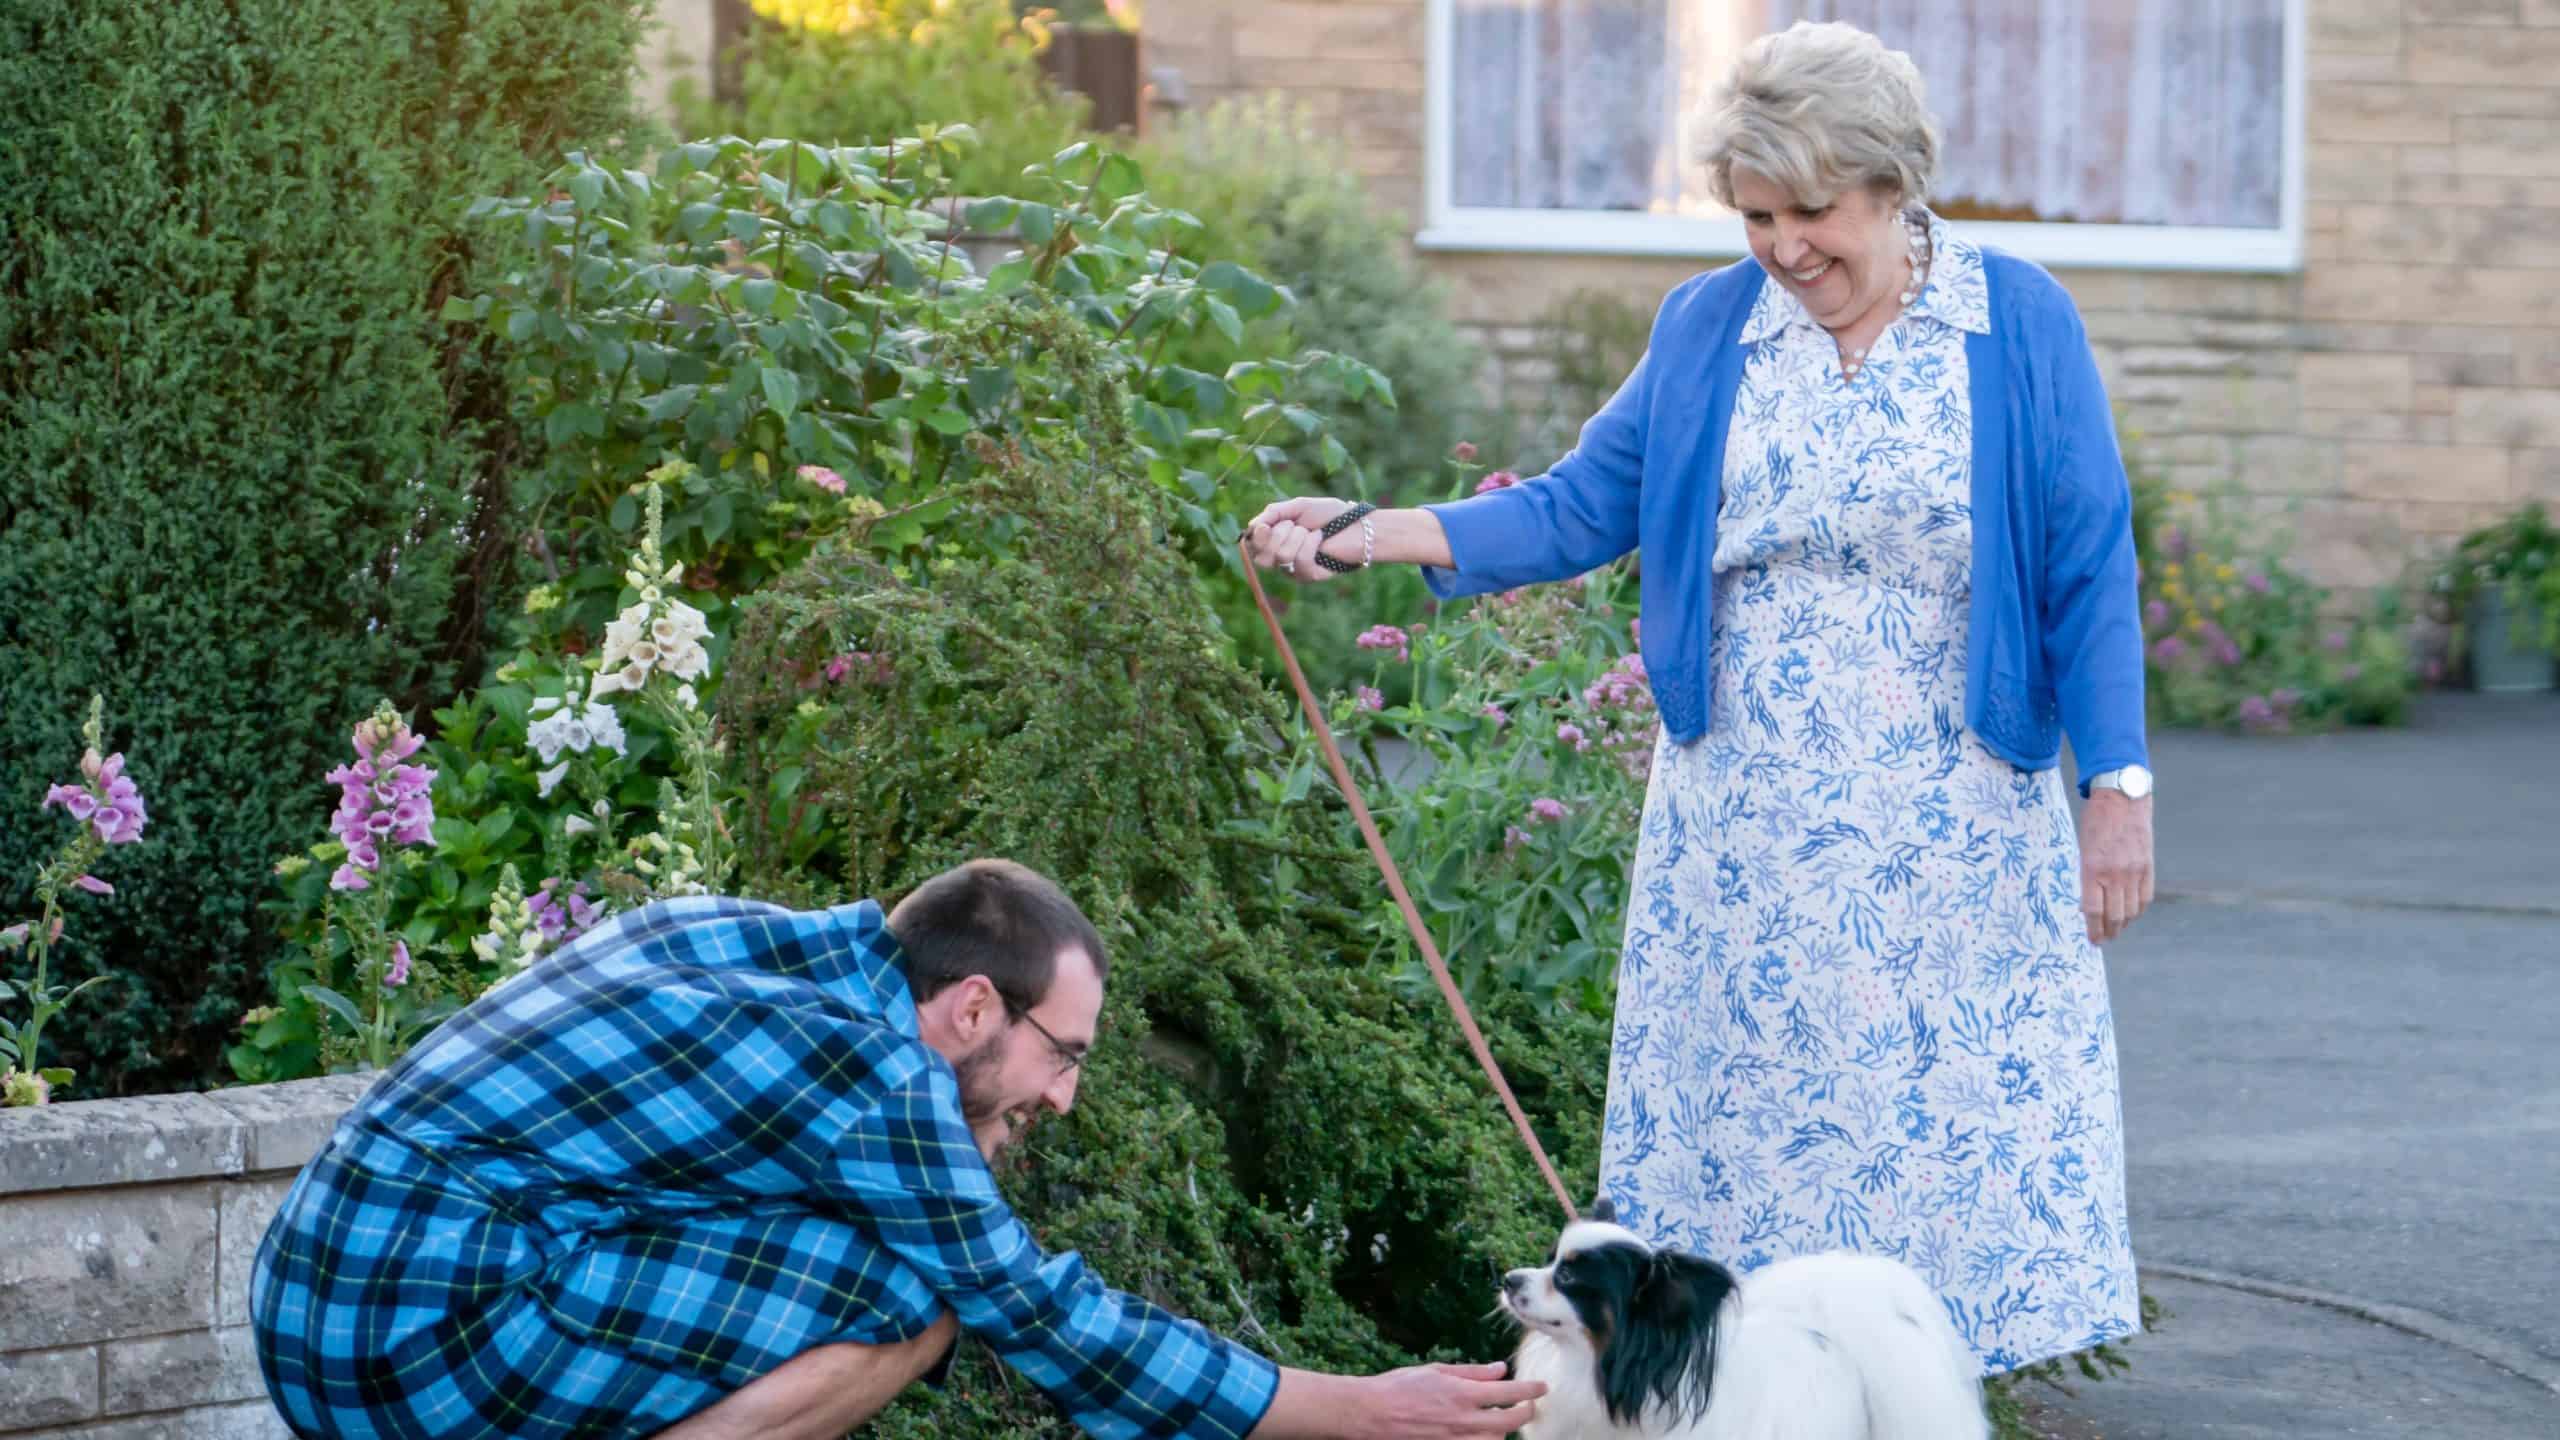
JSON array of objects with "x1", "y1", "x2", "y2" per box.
[{"x1": 952, "y1": 1036, "x2": 1031, "y2": 1159}]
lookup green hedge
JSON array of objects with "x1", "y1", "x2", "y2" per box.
[{"x1": 0, "y1": 0, "x2": 652, "y2": 1096}]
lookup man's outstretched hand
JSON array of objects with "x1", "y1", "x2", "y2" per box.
[{"x1": 1256, "y1": 1360, "x2": 1543, "y2": 1439}]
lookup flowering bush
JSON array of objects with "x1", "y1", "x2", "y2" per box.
[
  {"x1": 3, "y1": 697, "x2": 148, "y2": 1103},
  {"x1": 1231, "y1": 450, "x2": 1657, "y2": 1014},
  {"x1": 2428, "y1": 501, "x2": 2560, "y2": 672},
  {"x1": 2132, "y1": 474, "x2": 2416, "y2": 732}
]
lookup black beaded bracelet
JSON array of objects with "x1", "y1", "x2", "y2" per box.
[{"x1": 1313, "y1": 502, "x2": 1377, "y2": 574}]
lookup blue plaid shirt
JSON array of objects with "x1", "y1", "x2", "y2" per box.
[{"x1": 254, "y1": 896, "x2": 1279, "y2": 1439}]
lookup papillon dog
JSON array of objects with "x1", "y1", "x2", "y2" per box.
[{"x1": 1498, "y1": 1199, "x2": 1988, "y2": 1439}]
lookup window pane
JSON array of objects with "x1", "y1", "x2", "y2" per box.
[{"x1": 1448, "y1": 0, "x2": 2287, "y2": 230}]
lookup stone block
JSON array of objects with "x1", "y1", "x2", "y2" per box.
[
  {"x1": 2310, "y1": 84, "x2": 2453, "y2": 143},
  {"x1": 2134, "y1": 272, "x2": 2298, "y2": 318},
  {"x1": 2298, "y1": 351, "x2": 2415, "y2": 410},
  {"x1": 2397, "y1": 171, "x2": 2560, "y2": 205},
  {"x1": 217, "y1": 1178, "x2": 295, "y2": 1329},
  {"x1": 2312, "y1": 51, "x2": 2405, "y2": 83},
  {"x1": 2339, "y1": 202, "x2": 2457, "y2": 263},
  {"x1": 1234, "y1": 3, "x2": 1421, "y2": 64},
  {"x1": 199, "y1": 1074, "x2": 374, "y2": 1175},
  {"x1": 2407, "y1": 0, "x2": 2524, "y2": 22},
  {"x1": 2117, "y1": 345, "x2": 2266, "y2": 377},
  {"x1": 2301, "y1": 262, "x2": 2409, "y2": 322},
  {"x1": 2518, "y1": 448, "x2": 2560, "y2": 503},
  {"x1": 2315, "y1": 0, "x2": 2409, "y2": 54},
  {"x1": 0, "y1": 1094, "x2": 242, "y2": 1195},
  {"x1": 2300, "y1": 407, "x2": 2455, "y2": 443},
  {"x1": 2113, "y1": 374, "x2": 2298, "y2": 433},
  {"x1": 0, "y1": 1187, "x2": 217, "y2": 1350},
  {"x1": 2514, "y1": 330, "x2": 2560, "y2": 384},
  {"x1": 0, "y1": 1344, "x2": 99, "y2": 1428},
  {"x1": 12, "y1": 1398, "x2": 297, "y2": 1440},
  {"x1": 2454, "y1": 385, "x2": 2560, "y2": 446},
  {"x1": 100, "y1": 1326, "x2": 267, "y2": 1416},
  {"x1": 2344, "y1": 443, "x2": 2514, "y2": 502},
  {"x1": 2409, "y1": 23, "x2": 2560, "y2": 81},
  {"x1": 2412, "y1": 382, "x2": 2457, "y2": 413},
  {"x1": 2407, "y1": 264, "x2": 2560, "y2": 325},
  {"x1": 2410, "y1": 350, "x2": 2516, "y2": 386},
  {"x1": 2530, "y1": 0, "x2": 2560, "y2": 22},
  {"x1": 2233, "y1": 434, "x2": 2347, "y2": 495}
]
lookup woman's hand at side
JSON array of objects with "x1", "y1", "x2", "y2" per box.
[{"x1": 2078, "y1": 792, "x2": 2154, "y2": 945}]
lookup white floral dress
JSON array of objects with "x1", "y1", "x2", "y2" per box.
[{"x1": 1596, "y1": 216, "x2": 2140, "y2": 1373}]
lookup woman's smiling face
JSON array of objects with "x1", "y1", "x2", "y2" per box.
[{"x1": 1730, "y1": 168, "x2": 1906, "y2": 332}]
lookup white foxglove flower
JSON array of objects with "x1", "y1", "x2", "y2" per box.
[
  {"x1": 536, "y1": 761, "x2": 571, "y2": 797},
  {"x1": 675, "y1": 684, "x2": 699, "y2": 710},
  {"x1": 563, "y1": 815, "x2": 597, "y2": 837}
]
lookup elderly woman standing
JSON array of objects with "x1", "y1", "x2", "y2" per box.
[{"x1": 1245, "y1": 21, "x2": 2152, "y2": 1372}]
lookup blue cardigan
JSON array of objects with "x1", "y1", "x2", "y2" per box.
[{"x1": 1421, "y1": 249, "x2": 2147, "y2": 792}]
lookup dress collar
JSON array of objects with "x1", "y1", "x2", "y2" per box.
[{"x1": 1737, "y1": 209, "x2": 1990, "y2": 346}]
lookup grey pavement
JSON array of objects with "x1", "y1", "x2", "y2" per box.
[{"x1": 2026, "y1": 692, "x2": 2560, "y2": 1437}]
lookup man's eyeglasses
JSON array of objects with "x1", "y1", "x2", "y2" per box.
[{"x1": 1004, "y1": 1000, "x2": 1087, "y2": 1075}]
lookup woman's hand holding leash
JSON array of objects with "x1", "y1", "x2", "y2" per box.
[{"x1": 1245, "y1": 499, "x2": 1454, "y2": 580}]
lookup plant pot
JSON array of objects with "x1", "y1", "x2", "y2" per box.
[{"x1": 2469, "y1": 586, "x2": 2557, "y2": 693}]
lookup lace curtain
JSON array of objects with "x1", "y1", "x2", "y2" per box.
[{"x1": 1448, "y1": 0, "x2": 2285, "y2": 228}]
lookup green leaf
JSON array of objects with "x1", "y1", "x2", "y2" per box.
[
  {"x1": 964, "y1": 366, "x2": 1014, "y2": 415},
  {"x1": 642, "y1": 385, "x2": 699, "y2": 424},
  {"x1": 739, "y1": 278, "x2": 779, "y2": 316},
  {"x1": 964, "y1": 198, "x2": 1020, "y2": 232},
  {"x1": 1204, "y1": 297, "x2": 1243, "y2": 346},
  {"x1": 567, "y1": 168, "x2": 606, "y2": 213},
  {"x1": 703, "y1": 493, "x2": 735, "y2": 542},
  {"x1": 1019, "y1": 203, "x2": 1058, "y2": 247},
  {"x1": 505, "y1": 307, "x2": 539, "y2": 344},
  {"x1": 761, "y1": 366, "x2": 801, "y2": 420},
  {"x1": 609, "y1": 491, "x2": 640, "y2": 532},
  {"x1": 1319, "y1": 433, "x2": 1352, "y2": 476},
  {"x1": 473, "y1": 811, "x2": 517, "y2": 849},
  {"x1": 725, "y1": 209, "x2": 762, "y2": 247},
  {"x1": 677, "y1": 200, "x2": 722, "y2": 238},
  {"x1": 302, "y1": 984, "x2": 368, "y2": 1036}
]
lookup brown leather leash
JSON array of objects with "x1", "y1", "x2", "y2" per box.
[{"x1": 1236, "y1": 537, "x2": 1579, "y2": 1223}]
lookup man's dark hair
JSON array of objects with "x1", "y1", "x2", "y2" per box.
[{"x1": 886, "y1": 858, "x2": 1109, "y2": 1007}]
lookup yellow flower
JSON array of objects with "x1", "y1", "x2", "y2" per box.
[
  {"x1": 2162, "y1": 562, "x2": 2183, "y2": 580},
  {"x1": 522, "y1": 583, "x2": 562, "y2": 615},
  {"x1": 2211, "y1": 596, "x2": 2226, "y2": 612},
  {"x1": 2215, "y1": 564, "x2": 2236, "y2": 582}
]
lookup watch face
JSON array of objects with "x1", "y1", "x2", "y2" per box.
[{"x1": 2118, "y1": 766, "x2": 2153, "y2": 798}]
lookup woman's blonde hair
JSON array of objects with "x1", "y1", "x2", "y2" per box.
[{"x1": 1700, "y1": 20, "x2": 1941, "y2": 210}]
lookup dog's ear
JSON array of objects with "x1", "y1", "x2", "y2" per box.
[{"x1": 1587, "y1": 1192, "x2": 1616, "y2": 1224}]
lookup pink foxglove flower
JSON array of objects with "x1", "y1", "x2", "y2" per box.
[
  {"x1": 385, "y1": 940, "x2": 411, "y2": 989},
  {"x1": 71, "y1": 875, "x2": 112, "y2": 897},
  {"x1": 327, "y1": 706, "x2": 436, "y2": 891}
]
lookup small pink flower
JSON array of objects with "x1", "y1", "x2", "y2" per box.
[
  {"x1": 1557, "y1": 722, "x2": 1590, "y2": 752},
  {"x1": 1355, "y1": 624, "x2": 1411, "y2": 662},
  {"x1": 2237, "y1": 695, "x2": 2279, "y2": 729},
  {"x1": 1474, "y1": 469, "x2": 1520, "y2": 495},
  {"x1": 1452, "y1": 441, "x2": 1478, "y2": 462},
  {"x1": 1480, "y1": 703, "x2": 1509, "y2": 729},
  {"x1": 1355, "y1": 685, "x2": 1385, "y2": 712},
  {"x1": 1504, "y1": 825, "x2": 1532, "y2": 851},
  {"x1": 2324, "y1": 628, "x2": 2350, "y2": 653},
  {"x1": 2245, "y1": 572, "x2": 2271, "y2": 594},
  {"x1": 2143, "y1": 599, "x2": 2170, "y2": 628},
  {"x1": 798, "y1": 464, "x2": 847, "y2": 495},
  {"x1": 71, "y1": 875, "x2": 111, "y2": 897},
  {"x1": 2149, "y1": 636, "x2": 2188, "y2": 664},
  {"x1": 1528, "y1": 797, "x2": 1567, "y2": 823},
  {"x1": 824, "y1": 655, "x2": 852, "y2": 683},
  {"x1": 385, "y1": 940, "x2": 411, "y2": 989}
]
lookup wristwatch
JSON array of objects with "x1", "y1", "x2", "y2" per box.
[{"x1": 2088, "y1": 765, "x2": 2154, "y2": 800}]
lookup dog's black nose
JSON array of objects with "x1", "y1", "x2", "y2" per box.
[{"x1": 1502, "y1": 1270, "x2": 1528, "y2": 1297}]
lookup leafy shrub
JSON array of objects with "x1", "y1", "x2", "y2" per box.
[
  {"x1": 2427, "y1": 501, "x2": 2560, "y2": 673},
  {"x1": 673, "y1": 0, "x2": 1094, "y2": 199},
  {"x1": 1139, "y1": 95, "x2": 1491, "y2": 704},
  {"x1": 0, "y1": 0, "x2": 653, "y2": 1096},
  {"x1": 720, "y1": 313, "x2": 1612, "y2": 1430},
  {"x1": 2129, "y1": 466, "x2": 2415, "y2": 731}
]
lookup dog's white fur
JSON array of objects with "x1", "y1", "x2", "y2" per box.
[{"x1": 1503, "y1": 1218, "x2": 1988, "y2": 1440}]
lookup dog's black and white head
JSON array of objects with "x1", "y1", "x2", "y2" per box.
[{"x1": 1498, "y1": 1197, "x2": 1740, "y2": 1431}]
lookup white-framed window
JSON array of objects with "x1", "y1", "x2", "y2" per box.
[{"x1": 1420, "y1": 0, "x2": 2306, "y2": 272}]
